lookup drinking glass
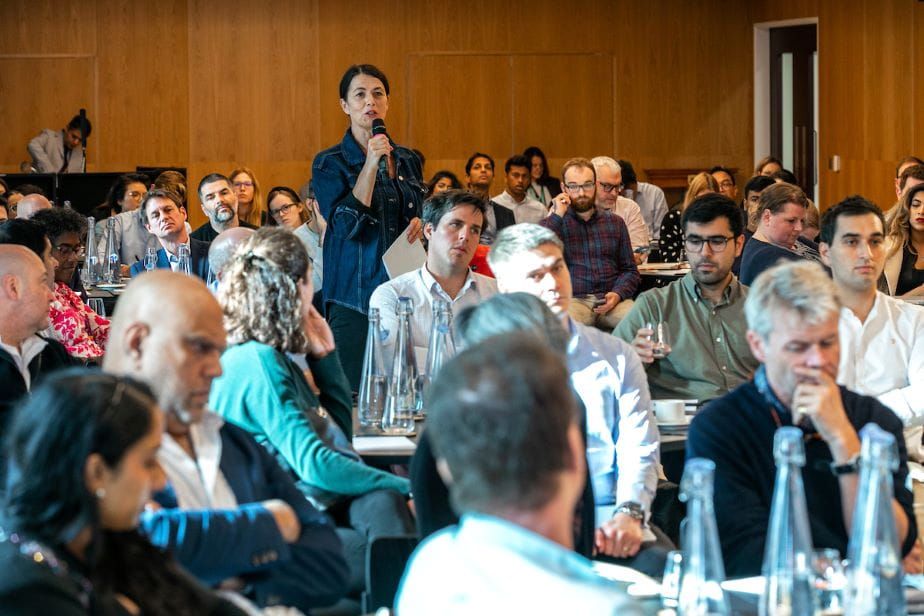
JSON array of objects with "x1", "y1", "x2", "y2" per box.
[
  {"x1": 645, "y1": 320, "x2": 672, "y2": 358},
  {"x1": 661, "y1": 550, "x2": 683, "y2": 608},
  {"x1": 88, "y1": 297, "x2": 106, "y2": 318},
  {"x1": 144, "y1": 247, "x2": 157, "y2": 272},
  {"x1": 813, "y1": 548, "x2": 846, "y2": 615}
]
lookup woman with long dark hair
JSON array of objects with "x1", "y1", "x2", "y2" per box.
[
  {"x1": 0, "y1": 371, "x2": 245, "y2": 615},
  {"x1": 312, "y1": 64, "x2": 426, "y2": 390},
  {"x1": 523, "y1": 145, "x2": 561, "y2": 206},
  {"x1": 885, "y1": 182, "x2": 924, "y2": 297}
]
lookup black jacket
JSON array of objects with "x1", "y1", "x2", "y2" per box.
[{"x1": 0, "y1": 335, "x2": 78, "y2": 432}]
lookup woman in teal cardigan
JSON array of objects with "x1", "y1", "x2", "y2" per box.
[{"x1": 209, "y1": 227, "x2": 414, "y2": 592}]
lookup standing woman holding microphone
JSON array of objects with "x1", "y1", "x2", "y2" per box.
[{"x1": 313, "y1": 64, "x2": 426, "y2": 390}]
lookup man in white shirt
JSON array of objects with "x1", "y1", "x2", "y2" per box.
[
  {"x1": 592, "y1": 156, "x2": 650, "y2": 262},
  {"x1": 104, "y1": 271, "x2": 348, "y2": 610},
  {"x1": 618, "y1": 159, "x2": 668, "y2": 244},
  {"x1": 396, "y1": 334, "x2": 642, "y2": 615},
  {"x1": 370, "y1": 190, "x2": 497, "y2": 364},
  {"x1": 487, "y1": 223, "x2": 667, "y2": 575},
  {"x1": 819, "y1": 196, "x2": 924, "y2": 542},
  {"x1": 491, "y1": 155, "x2": 547, "y2": 224}
]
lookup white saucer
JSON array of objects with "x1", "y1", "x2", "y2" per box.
[{"x1": 657, "y1": 416, "x2": 691, "y2": 428}]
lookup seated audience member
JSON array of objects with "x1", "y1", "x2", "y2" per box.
[
  {"x1": 131, "y1": 189, "x2": 210, "y2": 280},
  {"x1": 229, "y1": 167, "x2": 266, "y2": 227},
  {"x1": 26, "y1": 114, "x2": 90, "y2": 174},
  {"x1": 267, "y1": 185, "x2": 324, "y2": 293},
  {"x1": 410, "y1": 293, "x2": 599, "y2": 560},
  {"x1": 103, "y1": 271, "x2": 348, "y2": 610},
  {"x1": 491, "y1": 155, "x2": 547, "y2": 224},
  {"x1": 15, "y1": 193, "x2": 53, "y2": 219},
  {"x1": 191, "y1": 174, "x2": 257, "y2": 243},
  {"x1": 210, "y1": 228, "x2": 414, "y2": 591},
  {"x1": 893, "y1": 157, "x2": 924, "y2": 206},
  {"x1": 0, "y1": 240, "x2": 77, "y2": 425},
  {"x1": 620, "y1": 159, "x2": 669, "y2": 245},
  {"x1": 897, "y1": 164, "x2": 924, "y2": 203},
  {"x1": 0, "y1": 201, "x2": 9, "y2": 222},
  {"x1": 614, "y1": 194, "x2": 759, "y2": 401},
  {"x1": 771, "y1": 168, "x2": 799, "y2": 185},
  {"x1": 819, "y1": 197, "x2": 924, "y2": 535},
  {"x1": 207, "y1": 227, "x2": 255, "y2": 291},
  {"x1": 659, "y1": 171, "x2": 717, "y2": 262},
  {"x1": 153, "y1": 169, "x2": 189, "y2": 207},
  {"x1": 885, "y1": 183, "x2": 924, "y2": 297},
  {"x1": 426, "y1": 170, "x2": 462, "y2": 197},
  {"x1": 542, "y1": 159, "x2": 639, "y2": 329},
  {"x1": 754, "y1": 155, "x2": 783, "y2": 177},
  {"x1": 733, "y1": 174, "x2": 778, "y2": 275},
  {"x1": 6, "y1": 184, "x2": 46, "y2": 219},
  {"x1": 488, "y1": 224, "x2": 666, "y2": 575},
  {"x1": 370, "y1": 190, "x2": 496, "y2": 361},
  {"x1": 523, "y1": 145, "x2": 561, "y2": 206},
  {"x1": 396, "y1": 334, "x2": 643, "y2": 615},
  {"x1": 95, "y1": 173, "x2": 157, "y2": 267},
  {"x1": 687, "y1": 260, "x2": 916, "y2": 578},
  {"x1": 464, "y1": 152, "x2": 514, "y2": 244},
  {"x1": 710, "y1": 165, "x2": 738, "y2": 202},
  {"x1": 738, "y1": 182, "x2": 822, "y2": 285},
  {"x1": 0, "y1": 371, "x2": 247, "y2": 616},
  {"x1": 802, "y1": 199, "x2": 821, "y2": 242},
  {"x1": 30, "y1": 208, "x2": 109, "y2": 360},
  {"x1": 592, "y1": 156, "x2": 650, "y2": 261}
]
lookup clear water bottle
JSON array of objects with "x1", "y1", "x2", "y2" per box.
[
  {"x1": 383, "y1": 297, "x2": 417, "y2": 435},
  {"x1": 176, "y1": 244, "x2": 192, "y2": 276},
  {"x1": 416, "y1": 298, "x2": 455, "y2": 418},
  {"x1": 678, "y1": 457, "x2": 730, "y2": 616},
  {"x1": 760, "y1": 427, "x2": 818, "y2": 616},
  {"x1": 844, "y1": 424, "x2": 905, "y2": 616},
  {"x1": 104, "y1": 217, "x2": 120, "y2": 283},
  {"x1": 83, "y1": 216, "x2": 100, "y2": 285},
  {"x1": 358, "y1": 308, "x2": 388, "y2": 430}
]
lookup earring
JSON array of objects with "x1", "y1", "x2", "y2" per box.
[{"x1": 95, "y1": 488, "x2": 106, "y2": 499}]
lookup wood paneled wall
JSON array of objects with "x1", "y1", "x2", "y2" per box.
[{"x1": 1, "y1": 0, "x2": 920, "y2": 225}]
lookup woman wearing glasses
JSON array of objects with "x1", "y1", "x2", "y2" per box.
[
  {"x1": 229, "y1": 167, "x2": 266, "y2": 227},
  {"x1": 312, "y1": 64, "x2": 426, "y2": 390},
  {"x1": 267, "y1": 185, "x2": 325, "y2": 294}
]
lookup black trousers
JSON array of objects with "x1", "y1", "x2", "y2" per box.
[{"x1": 327, "y1": 303, "x2": 368, "y2": 393}]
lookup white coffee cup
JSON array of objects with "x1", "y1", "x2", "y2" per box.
[{"x1": 653, "y1": 399, "x2": 686, "y2": 424}]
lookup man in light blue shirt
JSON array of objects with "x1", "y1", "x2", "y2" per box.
[{"x1": 396, "y1": 334, "x2": 642, "y2": 615}]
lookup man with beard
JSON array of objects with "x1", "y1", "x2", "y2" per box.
[
  {"x1": 591, "y1": 156, "x2": 649, "y2": 262},
  {"x1": 464, "y1": 152, "x2": 514, "y2": 245},
  {"x1": 614, "y1": 194, "x2": 759, "y2": 402},
  {"x1": 541, "y1": 158, "x2": 639, "y2": 330},
  {"x1": 191, "y1": 173, "x2": 257, "y2": 243},
  {"x1": 130, "y1": 189, "x2": 210, "y2": 280},
  {"x1": 369, "y1": 189, "x2": 496, "y2": 362}
]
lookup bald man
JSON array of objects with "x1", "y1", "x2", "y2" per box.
[
  {"x1": 15, "y1": 194, "x2": 52, "y2": 219},
  {"x1": 105, "y1": 271, "x2": 348, "y2": 610},
  {"x1": 207, "y1": 226, "x2": 255, "y2": 290},
  {"x1": 0, "y1": 245, "x2": 76, "y2": 428}
]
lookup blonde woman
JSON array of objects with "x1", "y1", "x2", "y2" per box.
[
  {"x1": 229, "y1": 167, "x2": 265, "y2": 226},
  {"x1": 658, "y1": 171, "x2": 718, "y2": 262}
]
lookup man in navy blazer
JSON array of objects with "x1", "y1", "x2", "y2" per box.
[
  {"x1": 104, "y1": 270, "x2": 349, "y2": 611},
  {"x1": 129, "y1": 189, "x2": 211, "y2": 281}
]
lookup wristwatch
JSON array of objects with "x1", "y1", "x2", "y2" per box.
[
  {"x1": 614, "y1": 501, "x2": 644, "y2": 521},
  {"x1": 830, "y1": 454, "x2": 860, "y2": 476}
]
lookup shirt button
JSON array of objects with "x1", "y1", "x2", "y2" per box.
[
  {"x1": 722, "y1": 366, "x2": 727, "y2": 370},
  {"x1": 715, "y1": 337, "x2": 721, "y2": 342}
]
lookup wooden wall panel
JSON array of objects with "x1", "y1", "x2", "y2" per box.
[
  {"x1": 0, "y1": 0, "x2": 96, "y2": 55},
  {"x1": 95, "y1": 0, "x2": 190, "y2": 170},
  {"x1": 0, "y1": 57, "x2": 96, "y2": 170}
]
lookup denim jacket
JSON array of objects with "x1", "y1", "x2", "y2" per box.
[{"x1": 312, "y1": 128, "x2": 426, "y2": 313}]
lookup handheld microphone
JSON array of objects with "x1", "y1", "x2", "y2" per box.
[{"x1": 371, "y1": 118, "x2": 388, "y2": 175}]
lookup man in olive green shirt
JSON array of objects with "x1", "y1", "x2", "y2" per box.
[{"x1": 613, "y1": 194, "x2": 759, "y2": 402}]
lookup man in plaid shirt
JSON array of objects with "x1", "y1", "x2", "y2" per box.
[{"x1": 541, "y1": 158, "x2": 640, "y2": 330}]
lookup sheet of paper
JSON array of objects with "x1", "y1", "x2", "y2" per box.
[
  {"x1": 352, "y1": 436, "x2": 417, "y2": 452},
  {"x1": 382, "y1": 225, "x2": 426, "y2": 279}
]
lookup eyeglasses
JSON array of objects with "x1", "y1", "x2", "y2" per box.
[
  {"x1": 564, "y1": 182, "x2": 595, "y2": 193},
  {"x1": 233, "y1": 181, "x2": 254, "y2": 189},
  {"x1": 718, "y1": 181, "x2": 734, "y2": 190},
  {"x1": 53, "y1": 242, "x2": 84, "y2": 257},
  {"x1": 684, "y1": 235, "x2": 736, "y2": 253},
  {"x1": 126, "y1": 190, "x2": 146, "y2": 200},
  {"x1": 599, "y1": 182, "x2": 623, "y2": 193},
  {"x1": 270, "y1": 202, "x2": 299, "y2": 218}
]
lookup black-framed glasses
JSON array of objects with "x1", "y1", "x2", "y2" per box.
[
  {"x1": 564, "y1": 182, "x2": 595, "y2": 193},
  {"x1": 270, "y1": 202, "x2": 299, "y2": 218},
  {"x1": 684, "y1": 235, "x2": 736, "y2": 253},
  {"x1": 599, "y1": 182, "x2": 623, "y2": 193}
]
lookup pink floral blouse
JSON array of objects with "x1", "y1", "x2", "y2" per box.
[{"x1": 48, "y1": 282, "x2": 110, "y2": 360}]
